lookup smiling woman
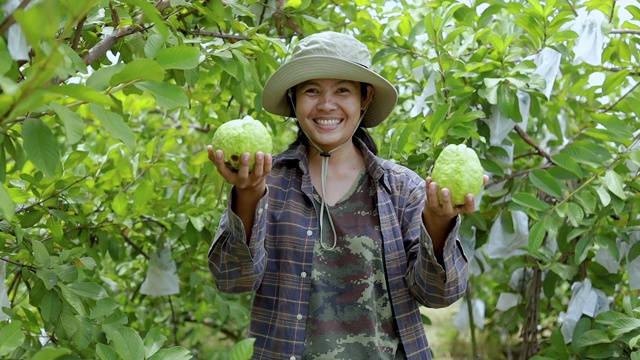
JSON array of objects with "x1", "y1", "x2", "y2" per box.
[{"x1": 207, "y1": 31, "x2": 487, "y2": 360}]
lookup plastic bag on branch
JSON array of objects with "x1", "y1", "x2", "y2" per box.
[
  {"x1": 485, "y1": 210, "x2": 529, "y2": 259},
  {"x1": 627, "y1": 229, "x2": 640, "y2": 290},
  {"x1": 1, "y1": 0, "x2": 33, "y2": 61},
  {"x1": 570, "y1": 9, "x2": 607, "y2": 66},
  {"x1": 484, "y1": 91, "x2": 530, "y2": 147},
  {"x1": 530, "y1": 48, "x2": 562, "y2": 100},
  {"x1": 409, "y1": 72, "x2": 437, "y2": 118},
  {"x1": 558, "y1": 279, "x2": 611, "y2": 343},
  {"x1": 140, "y1": 245, "x2": 180, "y2": 296},
  {"x1": 453, "y1": 298, "x2": 485, "y2": 331},
  {"x1": 1, "y1": 262, "x2": 11, "y2": 322}
]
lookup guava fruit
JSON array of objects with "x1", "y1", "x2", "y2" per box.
[
  {"x1": 430, "y1": 143, "x2": 484, "y2": 205},
  {"x1": 212, "y1": 116, "x2": 273, "y2": 172}
]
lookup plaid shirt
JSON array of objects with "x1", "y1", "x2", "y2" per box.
[{"x1": 208, "y1": 139, "x2": 469, "y2": 360}]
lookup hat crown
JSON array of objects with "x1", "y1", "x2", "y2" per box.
[{"x1": 291, "y1": 32, "x2": 372, "y2": 68}]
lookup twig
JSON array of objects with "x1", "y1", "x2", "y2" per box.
[
  {"x1": 600, "y1": 80, "x2": 640, "y2": 113},
  {"x1": 71, "y1": 16, "x2": 86, "y2": 50},
  {"x1": 610, "y1": 29, "x2": 640, "y2": 35},
  {"x1": 514, "y1": 124, "x2": 553, "y2": 163},
  {"x1": 0, "y1": 0, "x2": 32, "y2": 35},
  {"x1": 609, "y1": 0, "x2": 616, "y2": 23},
  {"x1": 0, "y1": 257, "x2": 36, "y2": 271},
  {"x1": 168, "y1": 295, "x2": 179, "y2": 345},
  {"x1": 121, "y1": 229, "x2": 149, "y2": 260},
  {"x1": 179, "y1": 29, "x2": 249, "y2": 41}
]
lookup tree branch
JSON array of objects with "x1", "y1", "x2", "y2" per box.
[
  {"x1": 81, "y1": 25, "x2": 142, "y2": 65},
  {"x1": 121, "y1": 229, "x2": 149, "y2": 260},
  {"x1": 178, "y1": 29, "x2": 249, "y2": 42},
  {"x1": 0, "y1": 0, "x2": 32, "y2": 35},
  {"x1": 610, "y1": 29, "x2": 640, "y2": 35},
  {"x1": 0, "y1": 257, "x2": 36, "y2": 272},
  {"x1": 514, "y1": 124, "x2": 553, "y2": 163},
  {"x1": 600, "y1": 80, "x2": 640, "y2": 113}
]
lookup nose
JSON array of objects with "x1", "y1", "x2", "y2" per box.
[{"x1": 317, "y1": 93, "x2": 338, "y2": 110}]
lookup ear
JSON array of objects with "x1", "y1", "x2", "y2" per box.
[{"x1": 362, "y1": 84, "x2": 375, "y2": 110}]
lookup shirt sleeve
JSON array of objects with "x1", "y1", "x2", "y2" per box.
[
  {"x1": 207, "y1": 186, "x2": 269, "y2": 294},
  {"x1": 405, "y1": 193, "x2": 469, "y2": 308}
]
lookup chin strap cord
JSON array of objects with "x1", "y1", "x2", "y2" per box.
[{"x1": 288, "y1": 89, "x2": 368, "y2": 250}]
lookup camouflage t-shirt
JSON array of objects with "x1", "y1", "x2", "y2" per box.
[{"x1": 302, "y1": 169, "x2": 404, "y2": 359}]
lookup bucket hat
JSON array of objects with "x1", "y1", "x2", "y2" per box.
[{"x1": 262, "y1": 31, "x2": 398, "y2": 128}]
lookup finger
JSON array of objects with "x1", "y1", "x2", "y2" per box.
[
  {"x1": 207, "y1": 145, "x2": 216, "y2": 162},
  {"x1": 264, "y1": 153, "x2": 273, "y2": 174},
  {"x1": 252, "y1": 152, "x2": 265, "y2": 177},
  {"x1": 427, "y1": 181, "x2": 440, "y2": 207},
  {"x1": 482, "y1": 174, "x2": 489, "y2": 186},
  {"x1": 440, "y1": 188, "x2": 453, "y2": 210},
  {"x1": 236, "y1": 152, "x2": 252, "y2": 179},
  {"x1": 463, "y1": 194, "x2": 476, "y2": 213}
]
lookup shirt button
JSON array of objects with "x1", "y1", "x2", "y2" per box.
[
  {"x1": 301, "y1": 272, "x2": 307, "y2": 278},
  {"x1": 296, "y1": 314, "x2": 303, "y2": 320},
  {"x1": 290, "y1": 357, "x2": 296, "y2": 360},
  {"x1": 258, "y1": 208, "x2": 263, "y2": 214},
  {"x1": 306, "y1": 230, "x2": 312, "y2": 236}
]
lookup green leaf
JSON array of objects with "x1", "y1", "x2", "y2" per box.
[
  {"x1": 96, "y1": 343, "x2": 120, "y2": 360},
  {"x1": 121, "y1": 0, "x2": 168, "y2": 39},
  {"x1": 497, "y1": 83, "x2": 521, "y2": 122},
  {"x1": 147, "y1": 346, "x2": 192, "y2": 360},
  {"x1": 512, "y1": 192, "x2": 549, "y2": 211},
  {"x1": 134, "y1": 81, "x2": 189, "y2": 110},
  {"x1": 551, "y1": 153, "x2": 583, "y2": 178},
  {"x1": 576, "y1": 329, "x2": 610, "y2": 348},
  {"x1": 155, "y1": 45, "x2": 204, "y2": 70},
  {"x1": 66, "y1": 282, "x2": 107, "y2": 300},
  {"x1": 45, "y1": 84, "x2": 113, "y2": 107},
  {"x1": 22, "y1": 118, "x2": 61, "y2": 177},
  {"x1": 602, "y1": 69, "x2": 630, "y2": 95},
  {"x1": 59, "y1": 284, "x2": 86, "y2": 316},
  {"x1": 103, "y1": 325, "x2": 145, "y2": 360},
  {"x1": 628, "y1": 241, "x2": 640, "y2": 262},
  {"x1": 611, "y1": 317, "x2": 640, "y2": 337},
  {"x1": 0, "y1": 183, "x2": 15, "y2": 221},
  {"x1": 29, "y1": 347, "x2": 73, "y2": 360},
  {"x1": 229, "y1": 338, "x2": 255, "y2": 360},
  {"x1": 41, "y1": 290, "x2": 62, "y2": 323},
  {"x1": 0, "y1": 321, "x2": 25, "y2": 357},
  {"x1": 32, "y1": 240, "x2": 50, "y2": 267},
  {"x1": 529, "y1": 169, "x2": 563, "y2": 198},
  {"x1": 528, "y1": 221, "x2": 546, "y2": 252},
  {"x1": 109, "y1": 59, "x2": 165, "y2": 86},
  {"x1": 90, "y1": 104, "x2": 136, "y2": 152},
  {"x1": 595, "y1": 186, "x2": 611, "y2": 207},
  {"x1": 143, "y1": 327, "x2": 167, "y2": 358},
  {"x1": 49, "y1": 103, "x2": 84, "y2": 145},
  {"x1": 595, "y1": 311, "x2": 627, "y2": 325},
  {"x1": 111, "y1": 192, "x2": 128, "y2": 217},
  {"x1": 603, "y1": 170, "x2": 626, "y2": 199},
  {"x1": 90, "y1": 298, "x2": 119, "y2": 320},
  {"x1": 36, "y1": 269, "x2": 58, "y2": 290}
]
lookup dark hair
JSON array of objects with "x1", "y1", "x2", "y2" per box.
[{"x1": 287, "y1": 82, "x2": 378, "y2": 155}]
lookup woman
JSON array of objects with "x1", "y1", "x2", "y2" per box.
[{"x1": 208, "y1": 31, "x2": 486, "y2": 360}]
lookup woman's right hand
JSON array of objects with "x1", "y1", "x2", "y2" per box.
[{"x1": 207, "y1": 145, "x2": 272, "y2": 194}]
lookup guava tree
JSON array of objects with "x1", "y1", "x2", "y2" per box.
[{"x1": 0, "y1": 0, "x2": 638, "y2": 359}]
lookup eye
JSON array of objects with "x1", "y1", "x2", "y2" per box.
[{"x1": 336, "y1": 87, "x2": 350, "y2": 93}]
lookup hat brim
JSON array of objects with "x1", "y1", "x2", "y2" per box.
[{"x1": 262, "y1": 56, "x2": 398, "y2": 128}]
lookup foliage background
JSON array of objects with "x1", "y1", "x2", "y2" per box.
[{"x1": 0, "y1": 0, "x2": 639, "y2": 359}]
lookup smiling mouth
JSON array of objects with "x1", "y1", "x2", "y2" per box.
[{"x1": 315, "y1": 119, "x2": 341, "y2": 126}]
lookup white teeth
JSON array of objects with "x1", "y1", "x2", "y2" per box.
[{"x1": 316, "y1": 119, "x2": 341, "y2": 126}]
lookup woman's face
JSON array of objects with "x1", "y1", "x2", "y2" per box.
[{"x1": 294, "y1": 79, "x2": 374, "y2": 153}]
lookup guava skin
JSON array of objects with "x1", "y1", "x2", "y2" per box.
[
  {"x1": 430, "y1": 143, "x2": 484, "y2": 206},
  {"x1": 212, "y1": 116, "x2": 273, "y2": 172}
]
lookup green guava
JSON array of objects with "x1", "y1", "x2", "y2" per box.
[
  {"x1": 430, "y1": 143, "x2": 484, "y2": 205},
  {"x1": 212, "y1": 116, "x2": 273, "y2": 172}
]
